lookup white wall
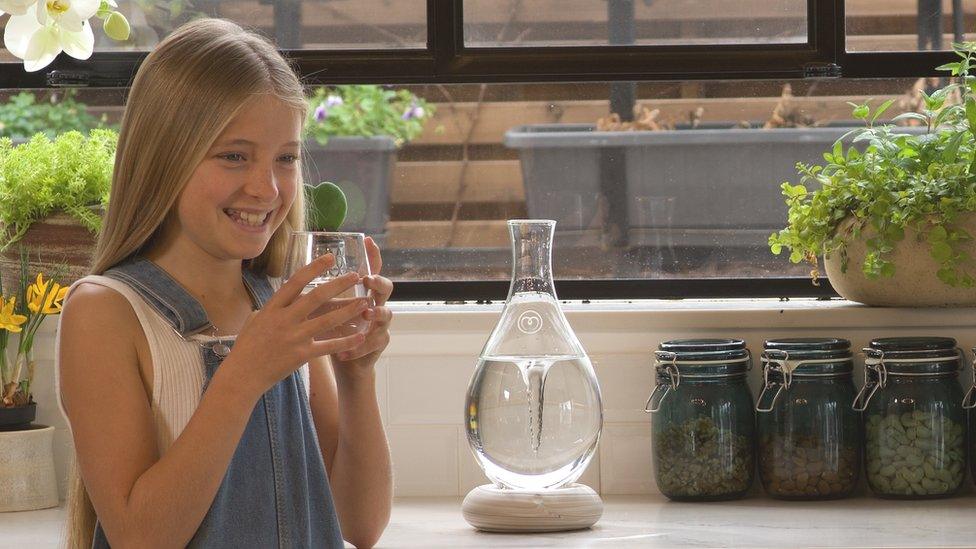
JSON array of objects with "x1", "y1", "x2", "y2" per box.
[{"x1": 30, "y1": 299, "x2": 976, "y2": 499}]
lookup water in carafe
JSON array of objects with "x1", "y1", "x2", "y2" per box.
[{"x1": 465, "y1": 220, "x2": 603, "y2": 491}]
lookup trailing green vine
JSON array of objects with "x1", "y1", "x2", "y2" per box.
[{"x1": 769, "y1": 42, "x2": 976, "y2": 287}]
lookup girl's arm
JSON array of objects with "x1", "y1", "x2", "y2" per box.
[
  {"x1": 61, "y1": 284, "x2": 264, "y2": 548},
  {"x1": 60, "y1": 257, "x2": 366, "y2": 548},
  {"x1": 309, "y1": 237, "x2": 394, "y2": 549},
  {"x1": 309, "y1": 354, "x2": 391, "y2": 549}
]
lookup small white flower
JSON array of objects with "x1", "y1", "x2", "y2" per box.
[{"x1": 0, "y1": 0, "x2": 38, "y2": 16}]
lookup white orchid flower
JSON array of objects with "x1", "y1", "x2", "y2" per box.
[
  {"x1": 0, "y1": 0, "x2": 38, "y2": 16},
  {"x1": 35, "y1": 0, "x2": 100, "y2": 33},
  {"x1": 5, "y1": 1, "x2": 95, "y2": 72}
]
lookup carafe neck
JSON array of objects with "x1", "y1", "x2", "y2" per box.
[{"x1": 507, "y1": 220, "x2": 556, "y2": 299}]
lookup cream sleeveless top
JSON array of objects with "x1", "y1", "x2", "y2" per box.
[{"x1": 55, "y1": 275, "x2": 310, "y2": 454}]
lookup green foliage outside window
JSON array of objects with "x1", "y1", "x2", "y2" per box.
[{"x1": 0, "y1": 91, "x2": 113, "y2": 140}]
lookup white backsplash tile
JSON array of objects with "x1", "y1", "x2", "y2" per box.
[
  {"x1": 387, "y1": 356, "x2": 475, "y2": 425},
  {"x1": 599, "y1": 423, "x2": 656, "y2": 495},
  {"x1": 591, "y1": 354, "x2": 653, "y2": 424},
  {"x1": 387, "y1": 425, "x2": 459, "y2": 497}
]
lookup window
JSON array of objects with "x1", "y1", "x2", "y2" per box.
[
  {"x1": 463, "y1": 0, "x2": 808, "y2": 47},
  {"x1": 0, "y1": 1, "x2": 961, "y2": 299},
  {"x1": 846, "y1": 0, "x2": 975, "y2": 52}
]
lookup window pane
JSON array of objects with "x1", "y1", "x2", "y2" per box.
[
  {"x1": 464, "y1": 0, "x2": 807, "y2": 47},
  {"x1": 0, "y1": 76, "x2": 926, "y2": 288},
  {"x1": 0, "y1": 0, "x2": 426, "y2": 62},
  {"x1": 847, "y1": 0, "x2": 976, "y2": 52}
]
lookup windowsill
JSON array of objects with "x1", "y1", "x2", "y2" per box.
[
  {"x1": 388, "y1": 297, "x2": 976, "y2": 327},
  {"x1": 11, "y1": 494, "x2": 976, "y2": 548}
]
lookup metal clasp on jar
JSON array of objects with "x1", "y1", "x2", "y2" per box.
[
  {"x1": 756, "y1": 349, "x2": 792, "y2": 413},
  {"x1": 644, "y1": 351, "x2": 680, "y2": 414},
  {"x1": 963, "y1": 346, "x2": 976, "y2": 409},
  {"x1": 853, "y1": 348, "x2": 887, "y2": 412}
]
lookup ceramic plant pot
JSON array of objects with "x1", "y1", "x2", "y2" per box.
[
  {"x1": 0, "y1": 208, "x2": 101, "y2": 288},
  {"x1": 824, "y1": 213, "x2": 976, "y2": 307},
  {"x1": 0, "y1": 424, "x2": 59, "y2": 512}
]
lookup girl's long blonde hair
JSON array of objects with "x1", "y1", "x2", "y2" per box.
[{"x1": 66, "y1": 18, "x2": 308, "y2": 548}]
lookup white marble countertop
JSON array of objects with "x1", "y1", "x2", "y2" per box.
[{"x1": 4, "y1": 495, "x2": 975, "y2": 548}]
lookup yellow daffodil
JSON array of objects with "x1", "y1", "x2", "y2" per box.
[
  {"x1": 27, "y1": 273, "x2": 67, "y2": 315},
  {"x1": 0, "y1": 296, "x2": 27, "y2": 332}
]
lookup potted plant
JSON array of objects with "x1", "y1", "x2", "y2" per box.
[
  {"x1": 0, "y1": 129, "x2": 118, "y2": 286},
  {"x1": 304, "y1": 84, "x2": 434, "y2": 240},
  {"x1": 0, "y1": 250, "x2": 66, "y2": 512},
  {"x1": 769, "y1": 43, "x2": 976, "y2": 306}
]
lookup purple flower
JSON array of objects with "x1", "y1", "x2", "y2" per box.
[
  {"x1": 325, "y1": 95, "x2": 344, "y2": 108},
  {"x1": 402, "y1": 102, "x2": 425, "y2": 121},
  {"x1": 314, "y1": 104, "x2": 328, "y2": 122}
]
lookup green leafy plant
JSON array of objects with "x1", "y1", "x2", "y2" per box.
[
  {"x1": 0, "y1": 90, "x2": 112, "y2": 140},
  {"x1": 769, "y1": 42, "x2": 976, "y2": 287},
  {"x1": 305, "y1": 182, "x2": 348, "y2": 231},
  {"x1": 0, "y1": 130, "x2": 117, "y2": 253},
  {"x1": 305, "y1": 84, "x2": 436, "y2": 147}
]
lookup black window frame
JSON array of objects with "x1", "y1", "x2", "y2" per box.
[{"x1": 0, "y1": 0, "x2": 959, "y2": 300}]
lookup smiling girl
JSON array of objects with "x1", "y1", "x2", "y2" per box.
[{"x1": 56, "y1": 18, "x2": 393, "y2": 548}]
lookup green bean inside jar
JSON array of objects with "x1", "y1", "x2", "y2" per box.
[
  {"x1": 854, "y1": 337, "x2": 967, "y2": 499},
  {"x1": 756, "y1": 338, "x2": 860, "y2": 500},
  {"x1": 645, "y1": 339, "x2": 755, "y2": 501}
]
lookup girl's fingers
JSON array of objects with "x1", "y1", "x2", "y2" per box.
[
  {"x1": 365, "y1": 237, "x2": 383, "y2": 275},
  {"x1": 362, "y1": 305, "x2": 393, "y2": 325},
  {"x1": 363, "y1": 275, "x2": 393, "y2": 306},
  {"x1": 267, "y1": 254, "x2": 335, "y2": 309},
  {"x1": 334, "y1": 330, "x2": 391, "y2": 362},
  {"x1": 289, "y1": 271, "x2": 361, "y2": 320},
  {"x1": 297, "y1": 296, "x2": 370, "y2": 339},
  {"x1": 309, "y1": 331, "x2": 367, "y2": 357}
]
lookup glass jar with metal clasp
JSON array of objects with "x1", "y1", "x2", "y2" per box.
[
  {"x1": 854, "y1": 337, "x2": 967, "y2": 499},
  {"x1": 961, "y1": 346, "x2": 976, "y2": 485},
  {"x1": 755, "y1": 338, "x2": 860, "y2": 500},
  {"x1": 644, "y1": 339, "x2": 755, "y2": 501}
]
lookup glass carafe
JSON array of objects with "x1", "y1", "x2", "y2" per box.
[{"x1": 465, "y1": 219, "x2": 603, "y2": 490}]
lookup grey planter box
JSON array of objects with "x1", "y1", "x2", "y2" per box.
[
  {"x1": 302, "y1": 136, "x2": 396, "y2": 237},
  {"x1": 504, "y1": 123, "x2": 862, "y2": 252}
]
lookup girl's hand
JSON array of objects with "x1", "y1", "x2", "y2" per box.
[
  {"x1": 229, "y1": 254, "x2": 369, "y2": 396},
  {"x1": 330, "y1": 237, "x2": 394, "y2": 378}
]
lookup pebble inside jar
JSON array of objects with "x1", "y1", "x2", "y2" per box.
[
  {"x1": 854, "y1": 337, "x2": 966, "y2": 499},
  {"x1": 756, "y1": 338, "x2": 860, "y2": 500},
  {"x1": 645, "y1": 339, "x2": 755, "y2": 501}
]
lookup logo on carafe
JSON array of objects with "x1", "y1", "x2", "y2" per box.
[{"x1": 517, "y1": 311, "x2": 543, "y2": 334}]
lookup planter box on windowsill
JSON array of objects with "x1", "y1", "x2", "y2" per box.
[
  {"x1": 504, "y1": 123, "x2": 888, "y2": 260},
  {"x1": 302, "y1": 136, "x2": 396, "y2": 241}
]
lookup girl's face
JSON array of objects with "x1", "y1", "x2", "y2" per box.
[{"x1": 167, "y1": 94, "x2": 303, "y2": 262}]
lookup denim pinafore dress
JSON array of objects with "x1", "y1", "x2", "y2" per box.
[{"x1": 91, "y1": 258, "x2": 343, "y2": 548}]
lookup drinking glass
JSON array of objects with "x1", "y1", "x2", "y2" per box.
[{"x1": 283, "y1": 231, "x2": 372, "y2": 339}]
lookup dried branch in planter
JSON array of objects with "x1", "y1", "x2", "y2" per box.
[
  {"x1": 898, "y1": 78, "x2": 928, "y2": 124},
  {"x1": 596, "y1": 105, "x2": 677, "y2": 131},
  {"x1": 764, "y1": 84, "x2": 816, "y2": 129},
  {"x1": 896, "y1": 77, "x2": 961, "y2": 126}
]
